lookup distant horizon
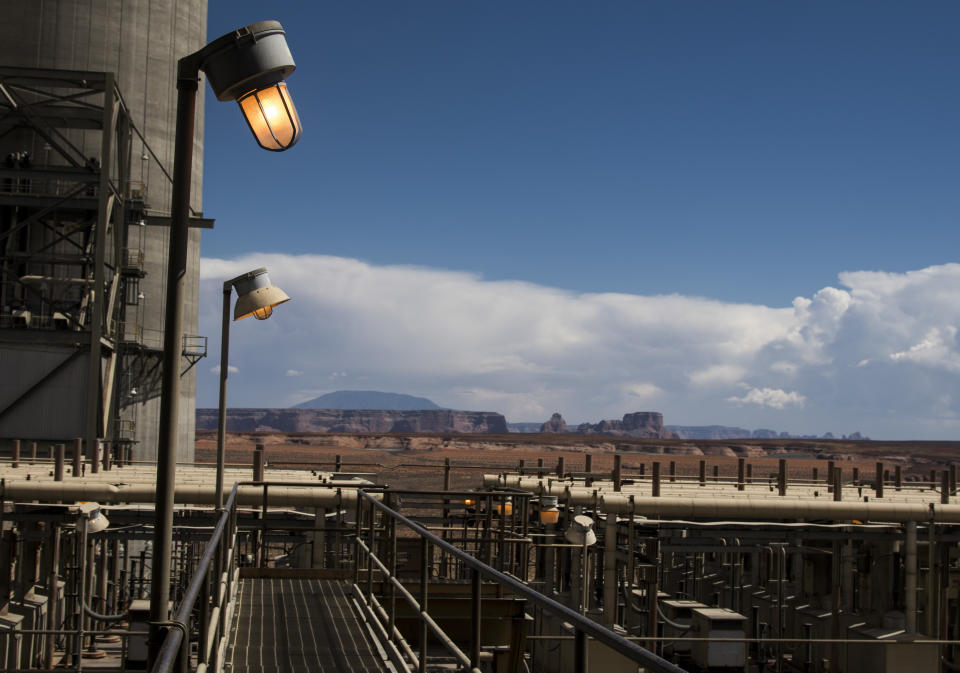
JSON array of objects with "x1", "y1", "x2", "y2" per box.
[{"x1": 199, "y1": 3, "x2": 960, "y2": 442}]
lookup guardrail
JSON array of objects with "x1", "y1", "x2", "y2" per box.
[
  {"x1": 150, "y1": 483, "x2": 239, "y2": 673},
  {"x1": 353, "y1": 488, "x2": 687, "y2": 673}
]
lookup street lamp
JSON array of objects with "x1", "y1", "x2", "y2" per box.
[
  {"x1": 150, "y1": 21, "x2": 300, "y2": 664},
  {"x1": 216, "y1": 267, "x2": 290, "y2": 510}
]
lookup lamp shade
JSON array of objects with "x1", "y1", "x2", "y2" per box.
[
  {"x1": 564, "y1": 514, "x2": 597, "y2": 546},
  {"x1": 198, "y1": 21, "x2": 302, "y2": 151},
  {"x1": 230, "y1": 267, "x2": 291, "y2": 321}
]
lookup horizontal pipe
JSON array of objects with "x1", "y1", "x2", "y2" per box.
[
  {"x1": 1, "y1": 481, "x2": 370, "y2": 507},
  {"x1": 601, "y1": 494, "x2": 957, "y2": 523}
]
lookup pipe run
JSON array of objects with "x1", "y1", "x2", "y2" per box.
[
  {"x1": 1, "y1": 481, "x2": 370, "y2": 507},
  {"x1": 600, "y1": 494, "x2": 960, "y2": 523}
]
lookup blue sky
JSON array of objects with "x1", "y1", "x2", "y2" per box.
[{"x1": 197, "y1": 2, "x2": 960, "y2": 438}]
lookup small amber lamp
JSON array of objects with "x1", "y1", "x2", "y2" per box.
[
  {"x1": 539, "y1": 495, "x2": 560, "y2": 525},
  {"x1": 238, "y1": 82, "x2": 302, "y2": 151}
]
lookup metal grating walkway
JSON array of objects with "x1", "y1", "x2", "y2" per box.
[{"x1": 228, "y1": 578, "x2": 391, "y2": 673}]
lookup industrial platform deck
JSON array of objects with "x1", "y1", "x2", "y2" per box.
[{"x1": 228, "y1": 578, "x2": 392, "y2": 673}]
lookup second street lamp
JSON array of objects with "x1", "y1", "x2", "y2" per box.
[
  {"x1": 216, "y1": 268, "x2": 291, "y2": 510},
  {"x1": 150, "y1": 20, "x2": 300, "y2": 665}
]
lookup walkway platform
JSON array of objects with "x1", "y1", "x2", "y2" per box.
[{"x1": 228, "y1": 577, "x2": 392, "y2": 673}]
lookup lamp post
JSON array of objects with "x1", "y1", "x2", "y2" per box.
[
  {"x1": 216, "y1": 267, "x2": 290, "y2": 510},
  {"x1": 149, "y1": 21, "x2": 301, "y2": 665}
]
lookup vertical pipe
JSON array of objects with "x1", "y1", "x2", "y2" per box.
[
  {"x1": 443, "y1": 458, "x2": 450, "y2": 490},
  {"x1": 253, "y1": 444, "x2": 265, "y2": 482},
  {"x1": 102, "y1": 441, "x2": 111, "y2": 471},
  {"x1": 574, "y1": 629, "x2": 587, "y2": 673},
  {"x1": 149, "y1": 64, "x2": 198, "y2": 667},
  {"x1": 55, "y1": 444, "x2": 65, "y2": 481},
  {"x1": 612, "y1": 455, "x2": 621, "y2": 491},
  {"x1": 927, "y1": 521, "x2": 936, "y2": 637},
  {"x1": 652, "y1": 461, "x2": 661, "y2": 497},
  {"x1": 584, "y1": 454, "x2": 592, "y2": 487},
  {"x1": 558, "y1": 456, "x2": 565, "y2": 478},
  {"x1": 699, "y1": 460, "x2": 706, "y2": 487},
  {"x1": 73, "y1": 437, "x2": 82, "y2": 476},
  {"x1": 216, "y1": 284, "x2": 231, "y2": 511},
  {"x1": 669, "y1": 460, "x2": 676, "y2": 482},
  {"x1": 712, "y1": 464, "x2": 719, "y2": 482},
  {"x1": 827, "y1": 460, "x2": 835, "y2": 485},
  {"x1": 747, "y1": 463, "x2": 753, "y2": 483},
  {"x1": 91, "y1": 439, "x2": 100, "y2": 474},
  {"x1": 833, "y1": 467, "x2": 842, "y2": 502},
  {"x1": 471, "y1": 568, "x2": 481, "y2": 670},
  {"x1": 876, "y1": 462, "x2": 884, "y2": 498},
  {"x1": 43, "y1": 523, "x2": 61, "y2": 669},
  {"x1": 419, "y1": 537, "x2": 428, "y2": 673},
  {"x1": 942, "y1": 471, "x2": 950, "y2": 505},
  {"x1": 853, "y1": 466, "x2": 859, "y2": 483},
  {"x1": 778, "y1": 459, "x2": 787, "y2": 496},
  {"x1": 905, "y1": 521, "x2": 917, "y2": 633},
  {"x1": 603, "y1": 515, "x2": 617, "y2": 625},
  {"x1": 895, "y1": 465, "x2": 902, "y2": 492},
  {"x1": 737, "y1": 457, "x2": 745, "y2": 491},
  {"x1": 813, "y1": 467, "x2": 819, "y2": 482},
  {"x1": 647, "y1": 538, "x2": 660, "y2": 653},
  {"x1": 951, "y1": 464, "x2": 957, "y2": 496},
  {"x1": 12, "y1": 439, "x2": 19, "y2": 468}
]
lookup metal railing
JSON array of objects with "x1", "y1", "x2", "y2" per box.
[
  {"x1": 353, "y1": 489, "x2": 687, "y2": 673},
  {"x1": 150, "y1": 483, "x2": 240, "y2": 673}
]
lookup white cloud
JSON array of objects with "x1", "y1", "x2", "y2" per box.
[
  {"x1": 688, "y1": 365, "x2": 747, "y2": 387},
  {"x1": 209, "y1": 365, "x2": 239, "y2": 375},
  {"x1": 727, "y1": 388, "x2": 806, "y2": 410},
  {"x1": 624, "y1": 382, "x2": 664, "y2": 401},
  {"x1": 889, "y1": 327, "x2": 960, "y2": 372},
  {"x1": 285, "y1": 369, "x2": 303, "y2": 377},
  {"x1": 196, "y1": 256, "x2": 960, "y2": 439}
]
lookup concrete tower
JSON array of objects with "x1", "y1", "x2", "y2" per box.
[{"x1": 0, "y1": 1, "x2": 210, "y2": 461}]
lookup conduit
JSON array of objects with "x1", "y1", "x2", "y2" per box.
[
  {"x1": 601, "y1": 494, "x2": 960, "y2": 523},
  {"x1": 1, "y1": 481, "x2": 370, "y2": 507}
]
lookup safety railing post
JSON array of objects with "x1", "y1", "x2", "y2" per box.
[
  {"x1": 366, "y1": 498, "x2": 375, "y2": 602},
  {"x1": 575, "y1": 628, "x2": 588, "y2": 673},
  {"x1": 471, "y1": 567, "x2": 481, "y2": 670},
  {"x1": 419, "y1": 537, "x2": 429, "y2": 673}
]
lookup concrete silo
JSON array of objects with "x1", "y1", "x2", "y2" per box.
[{"x1": 0, "y1": 1, "x2": 211, "y2": 462}]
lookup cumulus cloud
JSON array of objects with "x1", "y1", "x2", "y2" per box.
[
  {"x1": 197, "y1": 256, "x2": 960, "y2": 439},
  {"x1": 727, "y1": 388, "x2": 806, "y2": 410},
  {"x1": 210, "y1": 364, "x2": 239, "y2": 375},
  {"x1": 285, "y1": 369, "x2": 303, "y2": 377}
]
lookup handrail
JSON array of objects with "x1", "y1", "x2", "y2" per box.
[
  {"x1": 150, "y1": 482, "x2": 239, "y2": 673},
  {"x1": 356, "y1": 489, "x2": 688, "y2": 673}
]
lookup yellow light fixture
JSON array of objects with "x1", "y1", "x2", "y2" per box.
[
  {"x1": 200, "y1": 21, "x2": 302, "y2": 152},
  {"x1": 539, "y1": 495, "x2": 560, "y2": 525},
  {"x1": 230, "y1": 267, "x2": 291, "y2": 321},
  {"x1": 238, "y1": 82, "x2": 302, "y2": 151}
]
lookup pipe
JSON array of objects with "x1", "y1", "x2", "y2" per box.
[
  {"x1": 905, "y1": 520, "x2": 917, "y2": 633},
  {"x1": 1, "y1": 481, "x2": 372, "y2": 507},
  {"x1": 600, "y1": 494, "x2": 960, "y2": 523}
]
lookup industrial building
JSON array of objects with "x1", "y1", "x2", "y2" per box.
[{"x1": 0, "y1": 0, "x2": 209, "y2": 463}]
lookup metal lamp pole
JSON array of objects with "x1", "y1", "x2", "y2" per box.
[
  {"x1": 148, "y1": 22, "x2": 301, "y2": 666},
  {"x1": 216, "y1": 268, "x2": 290, "y2": 510}
]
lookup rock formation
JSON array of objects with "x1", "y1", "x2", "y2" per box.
[
  {"x1": 196, "y1": 409, "x2": 508, "y2": 434},
  {"x1": 575, "y1": 412, "x2": 676, "y2": 439},
  {"x1": 540, "y1": 413, "x2": 568, "y2": 433}
]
